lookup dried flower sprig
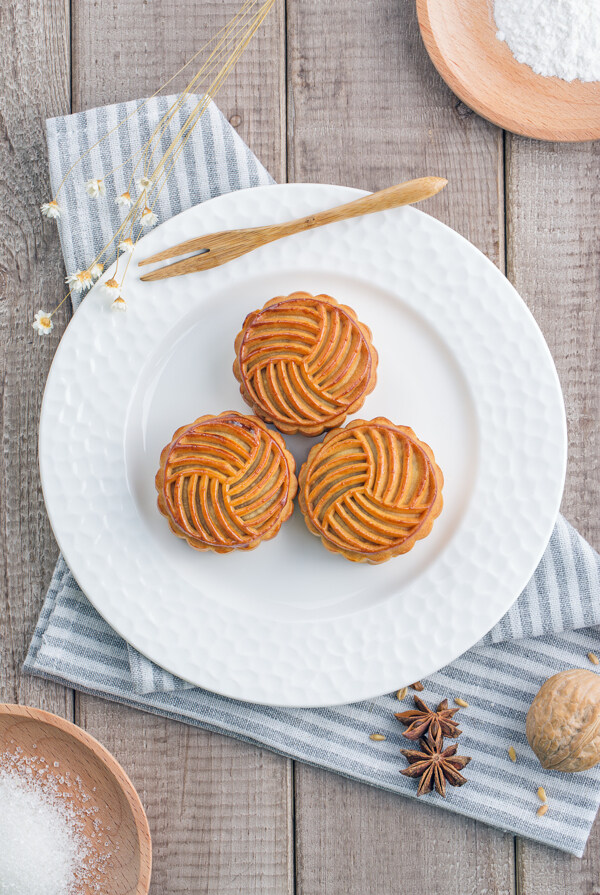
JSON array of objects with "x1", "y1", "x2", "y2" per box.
[
  {"x1": 136, "y1": 175, "x2": 153, "y2": 194},
  {"x1": 115, "y1": 192, "x2": 132, "y2": 209},
  {"x1": 66, "y1": 270, "x2": 94, "y2": 294},
  {"x1": 101, "y1": 279, "x2": 121, "y2": 299},
  {"x1": 140, "y1": 207, "x2": 158, "y2": 228},
  {"x1": 41, "y1": 200, "x2": 61, "y2": 220},
  {"x1": 32, "y1": 311, "x2": 54, "y2": 335},
  {"x1": 118, "y1": 238, "x2": 135, "y2": 255},
  {"x1": 85, "y1": 178, "x2": 106, "y2": 198},
  {"x1": 35, "y1": 0, "x2": 278, "y2": 334}
]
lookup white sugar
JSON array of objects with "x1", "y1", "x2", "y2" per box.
[
  {"x1": 0, "y1": 750, "x2": 111, "y2": 895},
  {"x1": 0, "y1": 773, "x2": 85, "y2": 895},
  {"x1": 494, "y1": 0, "x2": 600, "y2": 83}
]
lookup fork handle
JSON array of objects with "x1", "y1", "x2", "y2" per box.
[
  {"x1": 139, "y1": 176, "x2": 447, "y2": 280},
  {"x1": 274, "y1": 176, "x2": 447, "y2": 239}
]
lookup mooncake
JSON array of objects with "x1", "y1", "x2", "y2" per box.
[
  {"x1": 156, "y1": 411, "x2": 297, "y2": 553},
  {"x1": 233, "y1": 292, "x2": 378, "y2": 436},
  {"x1": 298, "y1": 418, "x2": 443, "y2": 563}
]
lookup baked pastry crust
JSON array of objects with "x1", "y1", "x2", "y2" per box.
[
  {"x1": 298, "y1": 417, "x2": 443, "y2": 564},
  {"x1": 156, "y1": 411, "x2": 297, "y2": 553},
  {"x1": 233, "y1": 292, "x2": 378, "y2": 436}
]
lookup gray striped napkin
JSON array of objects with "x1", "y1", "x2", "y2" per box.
[{"x1": 26, "y1": 95, "x2": 600, "y2": 856}]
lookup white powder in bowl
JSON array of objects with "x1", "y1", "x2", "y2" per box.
[
  {"x1": 494, "y1": 0, "x2": 600, "y2": 83},
  {"x1": 0, "y1": 750, "x2": 112, "y2": 895},
  {"x1": 0, "y1": 773, "x2": 87, "y2": 895}
]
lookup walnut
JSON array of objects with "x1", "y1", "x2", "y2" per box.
[{"x1": 526, "y1": 669, "x2": 600, "y2": 772}]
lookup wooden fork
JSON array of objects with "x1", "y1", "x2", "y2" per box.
[{"x1": 138, "y1": 176, "x2": 447, "y2": 281}]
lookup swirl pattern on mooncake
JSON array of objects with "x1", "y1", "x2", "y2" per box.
[
  {"x1": 233, "y1": 292, "x2": 378, "y2": 436},
  {"x1": 298, "y1": 418, "x2": 443, "y2": 563},
  {"x1": 156, "y1": 412, "x2": 297, "y2": 553}
]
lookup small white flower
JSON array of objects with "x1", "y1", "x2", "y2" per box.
[
  {"x1": 90, "y1": 262, "x2": 104, "y2": 280},
  {"x1": 85, "y1": 178, "x2": 106, "y2": 198},
  {"x1": 115, "y1": 191, "x2": 132, "y2": 209},
  {"x1": 140, "y1": 206, "x2": 158, "y2": 228},
  {"x1": 32, "y1": 310, "x2": 54, "y2": 335},
  {"x1": 112, "y1": 296, "x2": 127, "y2": 312},
  {"x1": 118, "y1": 237, "x2": 135, "y2": 254},
  {"x1": 101, "y1": 277, "x2": 121, "y2": 298},
  {"x1": 136, "y1": 175, "x2": 153, "y2": 193},
  {"x1": 66, "y1": 269, "x2": 94, "y2": 293},
  {"x1": 41, "y1": 200, "x2": 61, "y2": 220}
]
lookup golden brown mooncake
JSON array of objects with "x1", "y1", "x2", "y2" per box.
[
  {"x1": 155, "y1": 411, "x2": 297, "y2": 553},
  {"x1": 233, "y1": 292, "x2": 378, "y2": 437},
  {"x1": 298, "y1": 418, "x2": 443, "y2": 564}
]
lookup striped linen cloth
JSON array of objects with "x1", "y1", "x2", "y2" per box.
[{"x1": 26, "y1": 96, "x2": 600, "y2": 856}]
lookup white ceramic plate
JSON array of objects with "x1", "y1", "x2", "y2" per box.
[{"x1": 40, "y1": 184, "x2": 567, "y2": 707}]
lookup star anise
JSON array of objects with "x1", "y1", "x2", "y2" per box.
[
  {"x1": 400, "y1": 732, "x2": 471, "y2": 797},
  {"x1": 395, "y1": 695, "x2": 461, "y2": 746}
]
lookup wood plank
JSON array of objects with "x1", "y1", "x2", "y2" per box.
[
  {"x1": 516, "y1": 832, "x2": 600, "y2": 895},
  {"x1": 287, "y1": 0, "x2": 504, "y2": 262},
  {"x1": 506, "y1": 138, "x2": 600, "y2": 888},
  {"x1": 70, "y1": 2, "x2": 291, "y2": 893},
  {"x1": 0, "y1": 0, "x2": 73, "y2": 717},
  {"x1": 288, "y1": 2, "x2": 513, "y2": 892},
  {"x1": 505, "y1": 139, "x2": 600, "y2": 546},
  {"x1": 78, "y1": 698, "x2": 293, "y2": 895},
  {"x1": 295, "y1": 767, "x2": 514, "y2": 895},
  {"x1": 72, "y1": 0, "x2": 286, "y2": 181}
]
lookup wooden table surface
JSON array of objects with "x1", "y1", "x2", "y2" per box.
[{"x1": 1, "y1": 1, "x2": 599, "y2": 892}]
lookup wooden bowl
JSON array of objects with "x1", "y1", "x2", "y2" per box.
[
  {"x1": 0, "y1": 704, "x2": 151, "y2": 895},
  {"x1": 416, "y1": 0, "x2": 600, "y2": 141}
]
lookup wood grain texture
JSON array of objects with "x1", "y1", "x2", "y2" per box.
[
  {"x1": 505, "y1": 139, "x2": 600, "y2": 547},
  {"x1": 287, "y1": 0, "x2": 503, "y2": 264},
  {"x1": 516, "y1": 829, "x2": 600, "y2": 895},
  {"x1": 288, "y1": 1, "x2": 511, "y2": 891},
  {"x1": 0, "y1": 0, "x2": 72, "y2": 716},
  {"x1": 70, "y1": 3, "x2": 291, "y2": 894},
  {"x1": 506, "y1": 139, "x2": 600, "y2": 885},
  {"x1": 294, "y1": 766, "x2": 514, "y2": 895},
  {"x1": 72, "y1": 0, "x2": 286, "y2": 182},
  {"x1": 78, "y1": 699, "x2": 293, "y2": 895}
]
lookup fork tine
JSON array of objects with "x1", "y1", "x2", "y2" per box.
[
  {"x1": 139, "y1": 251, "x2": 222, "y2": 281},
  {"x1": 138, "y1": 236, "x2": 208, "y2": 266}
]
